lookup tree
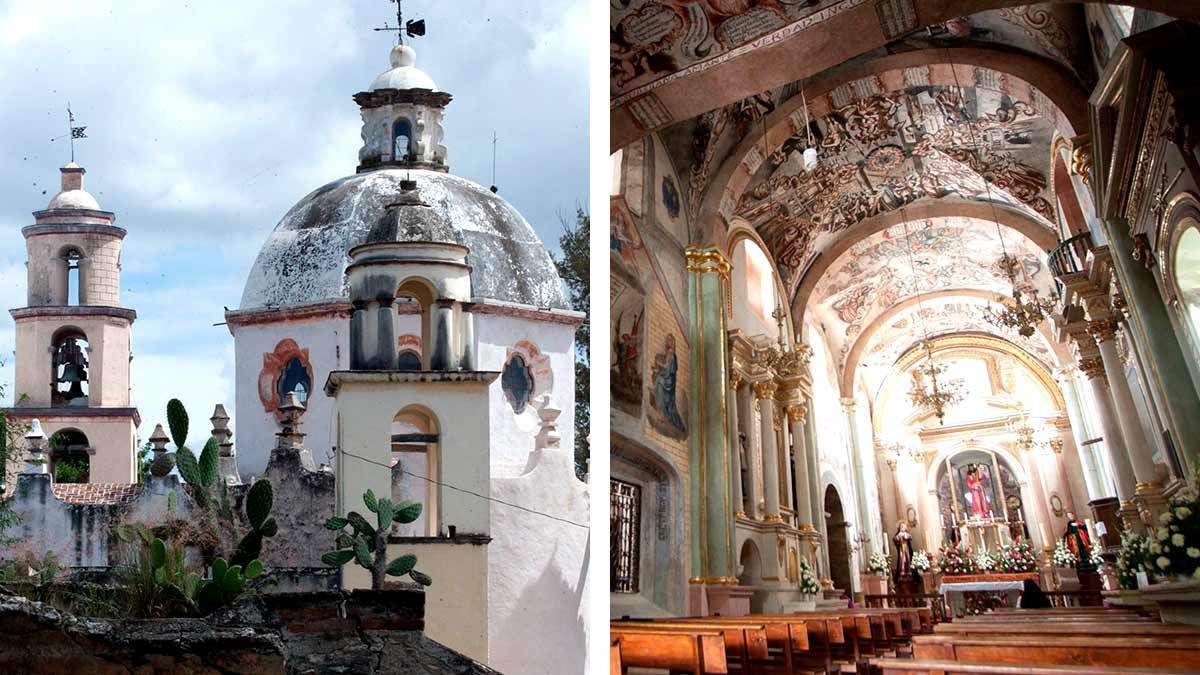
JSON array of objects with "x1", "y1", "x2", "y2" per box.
[
  {"x1": 0, "y1": 360, "x2": 23, "y2": 544},
  {"x1": 553, "y1": 208, "x2": 589, "y2": 480}
]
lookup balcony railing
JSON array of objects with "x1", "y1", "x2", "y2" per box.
[{"x1": 1048, "y1": 232, "x2": 1094, "y2": 280}]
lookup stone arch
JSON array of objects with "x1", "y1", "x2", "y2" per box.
[
  {"x1": 48, "y1": 427, "x2": 91, "y2": 484},
  {"x1": 50, "y1": 327, "x2": 90, "y2": 407},
  {"x1": 794, "y1": 199, "x2": 1060, "y2": 328},
  {"x1": 822, "y1": 482, "x2": 853, "y2": 594},
  {"x1": 392, "y1": 403, "x2": 440, "y2": 536},
  {"x1": 839, "y1": 288, "x2": 1069, "y2": 397}
]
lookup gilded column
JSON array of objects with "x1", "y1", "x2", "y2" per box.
[
  {"x1": 842, "y1": 397, "x2": 875, "y2": 559},
  {"x1": 1089, "y1": 319, "x2": 1161, "y2": 493},
  {"x1": 787, "y1": 404, "x2": 812, "y2": 526},
  {"x1": 755, "y1": 380, "x2": 783, "y2": 522},
  {"x1": 729, "y1": 371, "x2": 745, "y2": 518},
  {"x1": 1078, "y1": 346, "x2": 1138, "y2": 505},
  {"x1": 686, "y1": 247, "x2": 736, "y2": 585}
]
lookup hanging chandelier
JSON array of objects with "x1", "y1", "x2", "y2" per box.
[
  {"x1": 907, "y1": 341, "x2": 966, "y2": 424},
  {"x1": 938, "y1": 58, "x2": 1057, "y2": 340},
  {"x1": 982, "y1": 255, "x2": 1056, "y2": 338},
  {"x1": 900, "y1": 216, "x2": 965, "y2": 425}
]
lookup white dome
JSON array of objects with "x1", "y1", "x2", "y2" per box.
[
  {"x1": 369, "y1": 44, "x2": 437, "y2": 92},
  {"x1": 47, "y1": 188, "x2": 101, "y2": 211}
]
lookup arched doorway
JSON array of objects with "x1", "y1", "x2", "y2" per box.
[
  {"x1": 824, "y1": 485, "x2": 852, "y2": 594},
  {"x1": 738, "y1": 539, "x2": 765, "y2": 614},
  {"x1": 49, "y1": 429, "x2": 90, "y2": 484}
]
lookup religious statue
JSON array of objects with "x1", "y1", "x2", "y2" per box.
[
  {"x1": 1062, "y1": 510, "x2": 1093, "y2": 569},
  {"x1": 964, "y1": 463, "x2": 993, "y2": 519},
  {"x1": 893, "y1": 521, "x2": 915, "y2": 580}
]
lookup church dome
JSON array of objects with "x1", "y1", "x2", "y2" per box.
[
  {"x1": 370, "y1": 44, "x2": 437, "y2": 91},
  {"x1": 239, "y1": 169, "x2": 569, "y2": 312}
]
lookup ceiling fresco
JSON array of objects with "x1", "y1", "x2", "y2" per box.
[
  {"x1": 856, "y1": 297, "x2": 1058, "y2": 379},
  {"x1": 807, "y1": 216, "x2": 1054, "y2": 371},
  {"x1": 611, "y1": 0, "x2": 846, "y2": 96},
  {"x1": 737, "y1": 68, "x2": 1061, "y2": 289}
]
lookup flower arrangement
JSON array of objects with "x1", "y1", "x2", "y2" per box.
[
  {"x1": 938, "y1": 542, "x2": 978, "y2": 576},
  {"x1": 867, "y1": 551, "x2": 890, "y2": 576},
  {"x1": 1116, "y1": 530, "x2": 1151, "y2": 590},
  {"x1": 1052, "y1": 540, "x2": 1078, "y2": 568},
  {"x1": 1147, "y1": 470, "x2": 1200, "y2": 581},
  {"x1": 799, "y1": 556, "x2": 821, "y2": 595},
  {"x1": 911, "y1": 549, "x2": 931, "y2": 573},
  {"x1": 1089, "y1": 542, "x2": 1105, "y2": 569},
  {"x1": 997, "y1": 541, "x2": 1039, "y2": 573},
  {"x1": 974, "y1": 551, "x2": 998, "y2": 572}
]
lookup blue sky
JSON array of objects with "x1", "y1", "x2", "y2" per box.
[{"x1": 0, "y1": 0, "x2": 589, "y2": 437}]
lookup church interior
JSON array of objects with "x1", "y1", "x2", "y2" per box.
[{"x1": 610, "y1": 1, "x2": 1200, "y2": 672}]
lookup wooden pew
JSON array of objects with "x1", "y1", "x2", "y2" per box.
[
  {"x1": 911, "y1": 633, "x2": 1200, "y2": 670},
  {"x1": 865, "y1": 593, "x2": 948, "y2": 626},
  {"x1": 613, "y1": 620, "x2": 770, "y2": 673},
  {"x1": 662, "y1": 617, "x2": 810, "y2": 674},
  {"x1": 610, "y1": 625, "x2": 728, "y2": 674},
  {"x1": 611, "y1": 639, "x2": 622, "y2": 675},
  {"x1": 933, "y1": 620, "x2": 1200, "y2": 639},
  {"x1": 872, "y1": 657, "x2": 1200, "y2": 675}
]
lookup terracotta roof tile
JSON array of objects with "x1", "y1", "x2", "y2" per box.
[{"x1": 51, "y1": 483, "x2": 141, "y2": 506}]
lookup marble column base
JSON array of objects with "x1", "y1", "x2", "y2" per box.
[
  {"x1": 1134, "y1": 481, "x2": 1168, "y2": 525},
  {"x1": 1118, "y1": 500, "x2": 1146, "y2": 533}
]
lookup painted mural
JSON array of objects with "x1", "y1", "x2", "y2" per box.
[
  {"x1": 610, "y1": 0, "x2": 843, "y2": 95},
  {"x1": 612, "y1": 199, "x2": 650, "y2": 416},
  {"x1": 647, "y1": 332, "x2": 688, "y2": 439},
  {"x1": 807, "y1": 217, "x2": 1054, "y2": 369},
  {"x1": 651, "y1": 134, "x2": 689, "y2": 246},
  {"x1": 737, "y1": 69, "x2": 1059, "y2": 287}
]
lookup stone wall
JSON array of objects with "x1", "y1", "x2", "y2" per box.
[{"x1": 0, "y1": 590, "x2": 494, "y2": 674}]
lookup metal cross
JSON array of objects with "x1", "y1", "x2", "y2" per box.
[{"x1": 373, "y1": 0, "x2": 425, "y2": 45}]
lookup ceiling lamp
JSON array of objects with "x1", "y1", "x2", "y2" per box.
[
  {"x1": 801, "y1": 87, "x2": 818, "y2": 172},
  {"x1": 907, "y1": 341, "x2": 966, "y2": 425},
  {"x1": 939, "y1": 59, "x2": 1057, "y2": 340},
  {"x1": 982, "y1": 254, "x2": 1056, "y2": 337},
  {"x1": 900, "y1": 215, "x2": 964, "y2": 425}
]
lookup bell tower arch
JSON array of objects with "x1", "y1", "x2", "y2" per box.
[{"x1": 5, "y1": 164, "x2": 139, "y2": 484}]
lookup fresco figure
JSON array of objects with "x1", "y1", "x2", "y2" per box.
[{"x1": 649, "y1": 333, "x2": 687, "y2": 438}]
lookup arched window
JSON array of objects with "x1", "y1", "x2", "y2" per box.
[
  {"x1": 1172, "y1": 222, "x2": 1200, "y2": 363},
  {"x1": 64, "y1": 248, "x2": 83, "y2": 306},
  {"x1": 391, "y1": 406, "x2": 439, "y2": 537},
  {"x1": 49, "y1": 429, "x2": 90, "y2": 483},
  {"x1": 397, "y1": 350, "x2": 422, "y2": 370},
  {"x1": 51, "y1": 329, "x2": 89, "y2": 407},
  {"x1": 393, "y1": 118, "x2": 413, "y2": 162},
  {"x1": 277, "y1": 356, "x2": 312, "y2": 408},
  {"x1": 397, "y1": 278, "x2": 436, "y2": 370}
]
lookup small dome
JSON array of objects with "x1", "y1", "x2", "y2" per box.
[
  {"x1": 47, "y1": 189, "x2": 101, "y2": 211},
  {"x1": 370, "y1": 44, "x2": 437, "y2": 92},
  {"x1": 240, "y1": 169, "x2": 568, "y2": 312}
]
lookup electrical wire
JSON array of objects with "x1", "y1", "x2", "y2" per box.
[{"x1": 339, "y1": 448, "x2": 589, "y2": 530}]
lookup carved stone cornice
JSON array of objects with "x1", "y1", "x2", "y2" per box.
[{"x1": 753, "y1": 380, "x2": 778, "y2": 400}]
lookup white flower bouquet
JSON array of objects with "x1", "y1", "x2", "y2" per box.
[
  {"x1": 911, "y1": 549, "x2": 931, "y2": 573},
  {"x1": 1147, "y1": 470, "x2": 1200, "y2": 581},
  {"x1": 1052, "y1": 540, "x2": 1078, "y2": 568},
  {"x1": 799, "y1": 556, "x2": 821, "y2": 595},
  {"x1": 867, "y1": 551, "x2": 890, "y2": 575}
]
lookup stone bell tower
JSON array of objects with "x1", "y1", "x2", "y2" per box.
[
  {"x1": 325, "y1": 177, "x2": 497, "y2": 663},
  {"x1": 5, "y1": 164, "x2": 139, "y2": 484}
]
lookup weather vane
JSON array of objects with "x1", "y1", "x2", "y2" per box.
[
  {"x1": 51, "y1": 103, "x2": 88, "y2": 163},
  {"x1": 373, "y1": 0, "x2": 426, "y2": 45}
]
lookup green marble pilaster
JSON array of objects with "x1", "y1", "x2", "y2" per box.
[
  {"x1": 686, "y1": 247, "x2": 736, "y2": 585},
  {"x1": 1102, "y1": 219, "x2": 1200, "y2": 470}
]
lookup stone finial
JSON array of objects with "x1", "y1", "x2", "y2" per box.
[
  {"x1": 211, "y1": 404, "x2": 241, "y2": 485},
  {"x1": 534, "y1": 395, "x2": 561, "y2": 451},
  {"x1": 277, "y1": 392, "x2": 307, "y2": 450},
  {"x1": 149, "y1": 424, "x2": 170, "y2": 455},
  {"x1": 22, "y1": 419, "x2": 48, "y2": 475}
]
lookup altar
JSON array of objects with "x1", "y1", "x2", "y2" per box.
[{"x1": 941, "y1": 573, "x2": 1039, "y2": 616}]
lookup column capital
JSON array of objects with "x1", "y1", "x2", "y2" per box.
[
  {"x1": 729, "y1": 370, "x2": 743, "y2": 390},
  {"x1": 840, "y1": 397, "x2": 856, "y2": 413},
  {"x1": 753, "y1": 380, "x2": 778, "y2": 400},
  {"x1": 1087, "y1": 318, "x2": 1121, "y2": 343},
  {"x1": 685, "y1": 246, "x2": 731, "y2": 277},
  {"x1": 1078, "y1": 355, "x2": 1107, "y2": 380},
  {"x1": 786, "y1": 403, "x2": 807, "y2": 423}
]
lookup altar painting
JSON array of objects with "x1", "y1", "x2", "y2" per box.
[{"x1": 936, "y1": 452, "x2": 1022, "y2": 527}]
